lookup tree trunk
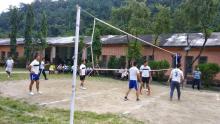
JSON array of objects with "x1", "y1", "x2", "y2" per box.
[
  {"x1": 152, "y1": 35, "x2": 159, "y2": 59},
  {"x1": 191, "y1": 28, "x2": 208, "y2": 65},
  {"x1": 126, "y1": 34, "x2": 130, "y2": 68}
]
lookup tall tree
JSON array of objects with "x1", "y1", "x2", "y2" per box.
[
  {"x1": 127, "y1": 41, "x2": 142, "y2": 62},
  {"x1": 182, "y1": 0, "x2": 220, "y2": 65},
  {"x1": 92, "y1": 28, "x2": 102, "y2": 64},
  {"x1": 111, "y1": 0, "x2": 150, "y2": 66},
  {"x1": 24, "y1": 5, "x2": 34, "y2": 62},
  {"x1": 150, "y1": 4, "x2": 171, "y2": 58},
  {"x1": 9, "y1": 7, "x2": 19, "y2": 58}
]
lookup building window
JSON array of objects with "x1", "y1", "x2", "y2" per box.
[
  {"x1": 185, "y1": 56, "x2": 193, "y2": 74},
  {"x1": 199, "y1": 56, "x2": 208, "y2": 64}
]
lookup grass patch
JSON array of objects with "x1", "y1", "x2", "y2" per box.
[{"x1": 0, "y1": 97, "x2": 143, "y2": 124}]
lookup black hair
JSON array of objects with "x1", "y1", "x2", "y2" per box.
[
  {"x1": 34, "y1": 53, "x2": 40, "y2": 59},
  {"x1": 144, "y1": 60, "x2": 147, "y2": 63},
  {"x1": 133, "y1": 61, "x2": 137, "y2": 66},
  {"x1": 177, "y1": 63, "x2": 181, "y2": 68}
]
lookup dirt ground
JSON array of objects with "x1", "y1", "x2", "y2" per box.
[{"x1": 0, "y1": 77, "x2": 220, "y2": 124}]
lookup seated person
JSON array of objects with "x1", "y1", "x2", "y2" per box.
[
  {"x1": 121, "y1": 68, "x2": 128, "y2": 80},
  {"x1": 49, "y1": 64, "x2": 56, "y2": 74},
  {"x1": 63, "y1": 64, "x2": 69, "y2": 73},
  {"x1": 57, "y1": 64, "x2": 63, "y2": 73}
]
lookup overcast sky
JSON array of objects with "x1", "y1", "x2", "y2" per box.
[{"x1": 0, "y1": 0, "x2": 34, "y2": 13}]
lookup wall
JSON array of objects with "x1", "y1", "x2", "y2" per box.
[{"x1": 102, "y1": 44, "x2": 220, "y2": 81}]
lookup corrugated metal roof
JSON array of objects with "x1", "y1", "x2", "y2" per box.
[{"x1": 0, "y1": 32, "x2": 220, "y2": 47}]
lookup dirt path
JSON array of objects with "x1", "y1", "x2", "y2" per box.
[{"x1": 0, "y1": 77, "x2": 220, "y2": 124}]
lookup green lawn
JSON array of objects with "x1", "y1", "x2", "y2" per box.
[{"x1": 0, "y1": 97, "x2": 143, "y2": 124}]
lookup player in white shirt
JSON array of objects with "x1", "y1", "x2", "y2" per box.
[
  {"x1": 28, "y1": 53, "x2": 42, "y2": 95},
  {"x1": 79, "y1": 60, "x2": 87, "y2": 90},
  {"x1": 168, "y1": 63, "x2": 184, "y2": 101},
  {"x1": 140, "y1": 60, "x2": 151, "y2": 95},
  {"x1": 5, "y1": 57, "x2": 14, "y2": 78},
  {"x1": 124, "y1": 61, "x2": 142, "y2": 101}
]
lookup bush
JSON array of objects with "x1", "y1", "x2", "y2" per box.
[
  {"x1": 198, "y1": 63, "x2": 220, "y2": 87},
  {"x1": 15, "y1": 57, "x2": 27, "y2": 68},
  {"x1": 149, "y1": 60, "x2": 170, "y2": 81},
  {"x1": 108, "y1": 56, "x2": 119, "y2": 69}
]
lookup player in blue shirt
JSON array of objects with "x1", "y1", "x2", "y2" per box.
[{"x1": 192, "y1": 66, "x2": 202, "y2": 90}]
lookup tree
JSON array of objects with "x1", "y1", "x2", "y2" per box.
[
  {"x1": 182, "y1": 0, "x2": 220, "y2": 65},
  {"x1": 9, "y1": 7, "x2": 19, "y2": 58},
  {"x1": 111, "y1": 0, "x2": 150, "y2": 66},
  {"x1": 127, "y1": 41, "x2": 142, "y2": 62},
  {"x1": 92, "y1": 28, "x2": 102, "y2": 64},
  {"x1": 24, "y1": 5, "x2": 34, "y2": 62},
  {"x1": 111, "y1": 0, "x2": 150, "y2": 35},
  {"x1": 150, "y1": 4, "x2": 171, "y2": 58},
  {"x1": 78, "y1": 37, "x2": 85, "y2": 63}
]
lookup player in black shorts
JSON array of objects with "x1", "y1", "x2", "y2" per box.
[{"x1": 140, "y1": 61, "x2": 151, "y2": 95}]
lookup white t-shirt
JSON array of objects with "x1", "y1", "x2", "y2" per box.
[
  {"x1": 30, "y1": 60, "x2": 40, "y2": 74},
  {"x1": 140, "y1": 65, "x2": 151, "y2": 77},
  {"x1": 171, "y1": 68, "x2": 183, "y2": 83},
  {"x1": 80, "y1": 64, "x2": 86, "y2": 76},
  {"x1": 40, "y1": 61, "x2": 45, "y2": 69},
  {"x1": 129, "y1": 66, "x2": 140, "y2": 81},
  {"x1": 6, "y1": 59, "x2": 14, "y2": 68}
]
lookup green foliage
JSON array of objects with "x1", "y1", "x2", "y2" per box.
[
  {"x1": 111, "y1": 0, "x2": 150, "y2": 34},
  {"x1": 108, "y1": 56, "x2": 119, "y2": 69},
  {"x1": 127, "y1": 41, "x2": 142, "y2": 61},
  {"x1": 24, "y1": 5, "x2": 34, "y2": 62},
  {"x1": 92, "y1": 28, "x2": 102, "y2": 64},
  {"x1": 149, "y1": 60, "x2": 170, "y2": 81},
  {"x1": 198, "y1": 63, "x2": 220, "y2": 87},
  {"x1": 16, "y1": 57, "x2": 26, "y2": 68},
  {"x1": 9, "y1": 7, "x2": 19, "y2": 58},
  {"x1": 78, "y1": 37, "x2": 85, "y2": 63}
]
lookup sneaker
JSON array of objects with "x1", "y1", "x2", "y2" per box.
[
  {"x1": 80, "y1": 86, "x2": 87, "y2": 90},
  {"x1": 37, "y1": 91, "x2": 43, "y2": 94},
  {"x1": 124, "y1": 97, "x2": 129, "y2": 101},
  {"x1": 45, "y1": 78, "x2": 48, "y2": 80},
  {"x1": 136, "y1": 98, "x2": 140, "y2": 101},
  {"x1": 29, "y1": 92, "x2": 34, "y2": 96}
]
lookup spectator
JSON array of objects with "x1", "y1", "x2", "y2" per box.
[
  {"x1": 49, "y1": 63, "x2": 55, "y2": 74},
  {"x1": 57, "y1": 64, "x2": 63, "y2": 73}
]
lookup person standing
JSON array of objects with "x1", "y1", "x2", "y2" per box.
[
  {"x1": 79, "y1": 60, "x2": 87, "y2": 90},
  {"x1": 28, "y1": 53, "x2": 42, "y2": 95},
  {"x1": 140, "y1": 60, "x2": 151, "y2": 95},
  {"x1": 5, "y1": 57, "x2": 14, "y2": 78},
  {"x1": 39, "y1": 57, "x2": 48, "y2": 80},
  {"x1": 168, "y1": 63, "x2": 184, "y2": 101},
  {"x1": 192, "y1": 66, "x2": 202, "y2": 90},
  {"x1": 124, "y1": 61, "x2": 142, "y2": 101}
]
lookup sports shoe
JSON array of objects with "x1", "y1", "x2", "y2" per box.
[
  {"x1": 80, "y1": 86, "x2": 87, "y2": 90},
  {"x1": 29, "y1": 92, "x2": 34, "y2": 96},
  {"x1": 124, "y1": 96, "x2": 129, "y2": 101},
  {"x1": 37, "y1": 91, "x2": 43, "y2": 94},
  {"x1": 136, "y1": 98, "x2": 140, "y2": 101}
]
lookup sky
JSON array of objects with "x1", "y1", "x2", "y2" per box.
[{"x1": 0, "y1": 0, "x2": 34, "y2": 13}]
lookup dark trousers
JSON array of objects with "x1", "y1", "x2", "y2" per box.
[
  {"x1": 192, "y1": 79, "x2": 200, "y2": 90},
  {"x1": 170, "y1": 81, "x2": 181, "y2": 100},
  {"x1": 39, "y1": 69, "x2": 47, "y2": 80}
]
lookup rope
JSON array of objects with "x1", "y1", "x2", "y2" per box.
[{"x1": 81, "y1": 8, "x2": 176, "y2": 55}]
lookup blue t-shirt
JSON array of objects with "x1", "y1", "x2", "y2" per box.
[{"x1": 193, "y1": 71, "x2": 201, "y2": 79}]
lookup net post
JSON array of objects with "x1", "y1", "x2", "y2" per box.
[
  {"x1": 70, "y1": 5, "x2": 81, "y2": 124},
  {"x1": 91, "y1": 19, "x2": 96, "y2": 69}
]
